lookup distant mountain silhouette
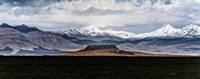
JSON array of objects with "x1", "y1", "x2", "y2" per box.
[
  {"x1": 0, "y1": 23, "x2": 41, "y2": 33},
  {"x1": 0, "y1": 23, "x2": 13, "y2": 28},
  {"x1": 14, "y1": 24, "x2": 41, "y2": 33},
  {"x1": 0, "y1": 23, "x2": 85, "y2": 55}
]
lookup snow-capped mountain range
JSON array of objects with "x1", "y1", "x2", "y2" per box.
[
  {"x1": 134, "y1": 24, "x2": 182, "y2": 38},
  {"x1": 64, "y1": 24, "x2": 200, "y2": 55},
  {"x1": 137, "y1": 24, "x2": 200, "y2": 38},
  {"x1": 0, "y1": 23, "x2": 200, "y2": 55},
  {"x1": 65, "y1": 26, "x2": 136, "y2": 40},
  {"x1": 65, "y1": 24, "x2": 200, "y2": 39}
]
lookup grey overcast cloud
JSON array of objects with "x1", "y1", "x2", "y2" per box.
[{"x1": 0, "y1": 0, "x2": 199, "y2": 33}]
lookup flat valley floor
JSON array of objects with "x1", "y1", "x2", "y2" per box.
[{"x1": 0, "y1": 56, "x2": 200, "y2": 79}]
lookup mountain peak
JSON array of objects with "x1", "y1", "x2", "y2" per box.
[
  {"x1": 181, "y1": 24, "x2": 200, "y2": 36},
  {"x1": 135, "y1": 24, "x2": 181, "y2": 38},
  {"x1": 65, "y1": 26, "x2": 103, "y2": 36},
  {"x1": 155, "y1": 24, "x2": 177, "y2": 33},
  {"x1": 164, "y1": 24, "x2": 174, "y2": 29},
  {"x1": 67, "y1": 26, "x2": 104, "y2": 36},
  {"x1": 0, "y1": 23, "x2": 12, "y2": 28},
  {"x1": 14, "y1": 24, "x2": 41, "y2": 33},
  {"x1": 0, "y1": 23, "x2": 41, "y2": 33},
  {"x1": 1, "y1": 23, "x2": 9, "y2": 26},
  {"x1": 19, "y1": 24, "x2": 28, "y2": 27},
  {"x1": 150, "y1": 24, "x2": 182, "y2": 37}
]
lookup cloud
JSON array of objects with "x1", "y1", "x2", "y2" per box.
[{"x1": 0, "y1": 0, "x2": 199, "y2": 32}]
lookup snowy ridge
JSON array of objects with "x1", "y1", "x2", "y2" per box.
[
  {"x1": 137, "y1": 24, "x2": 200, "y2": 38},
  {"x1": 66, "y1": 26, "x2": 135, "y2": 39},
  {"x1": 179, "y1": 24, "x2": 200, "y2": 37},
  {"x1": 65, "y1": 24, "x2": 200, "y2": 39},
  {"x1": 135, "y1": 24, "x2": 182, "y2": 38}
]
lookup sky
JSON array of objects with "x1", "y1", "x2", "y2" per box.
[{"x1": 0, "y1": 0, "x2": 199, "y2": 33}]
